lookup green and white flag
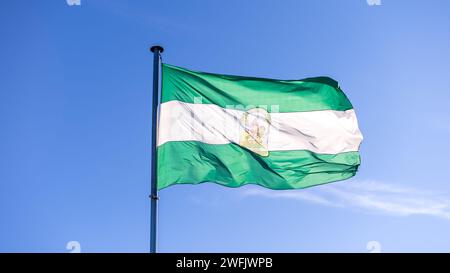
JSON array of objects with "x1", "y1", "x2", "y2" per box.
[{"x1": 157, "y1": 64, "x2": 363, "y2": 190}]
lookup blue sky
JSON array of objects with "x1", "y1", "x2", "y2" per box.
[{"x1": 1, "y1": 0, "x2": 450, "y2": 252}]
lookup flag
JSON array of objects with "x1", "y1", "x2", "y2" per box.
[{"x1": 157, "y1": 64, "x2": 363, "y2": 190}]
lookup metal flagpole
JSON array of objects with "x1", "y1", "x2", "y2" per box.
[{"x1": 149, "y1": 45, "x2": 163, "y2": 253}]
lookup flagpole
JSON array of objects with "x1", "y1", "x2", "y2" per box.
[{"x1": 149, "y1": 45, "x2": 163, "y2": 253}]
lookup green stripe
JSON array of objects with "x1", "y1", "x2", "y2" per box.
[
  {"x1": 157, "y1": 141, "x2": 360, "y2": 190},
  {"x1": 162, "y1": 63, "x2": 354, "y2": 113}
]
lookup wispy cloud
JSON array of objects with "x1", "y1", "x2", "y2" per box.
[{"x1": 241, "y1": 180, "x2": 450, "y2": 220}]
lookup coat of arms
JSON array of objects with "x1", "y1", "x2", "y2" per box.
[{"x1": 239, "y1": 108, "x2": 271, "y2": 156}]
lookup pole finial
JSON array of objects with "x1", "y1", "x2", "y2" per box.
[{"x1": 150, "y1": 45, "x2": 164, "y2": 53}]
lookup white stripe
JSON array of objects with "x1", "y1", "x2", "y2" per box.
[{"x1": 157, "y1": 100, "x2": 363, "y2": 154}]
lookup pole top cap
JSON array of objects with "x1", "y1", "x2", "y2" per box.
[{"x1": 150, "y1": 45, "x2": 164, "y2": 53}]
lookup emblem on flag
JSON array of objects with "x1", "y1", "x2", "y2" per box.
[{"x1": 239, "y1": 108, "x2": 271, "y2": 156}]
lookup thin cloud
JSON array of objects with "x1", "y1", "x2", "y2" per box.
[{"x1": 241, "y1": 180, "x2": 450, "y2": 220}]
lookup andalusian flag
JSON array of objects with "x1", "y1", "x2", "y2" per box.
[{"x1": 157, "y1": 64, "x2": 363, "y2": 190}]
